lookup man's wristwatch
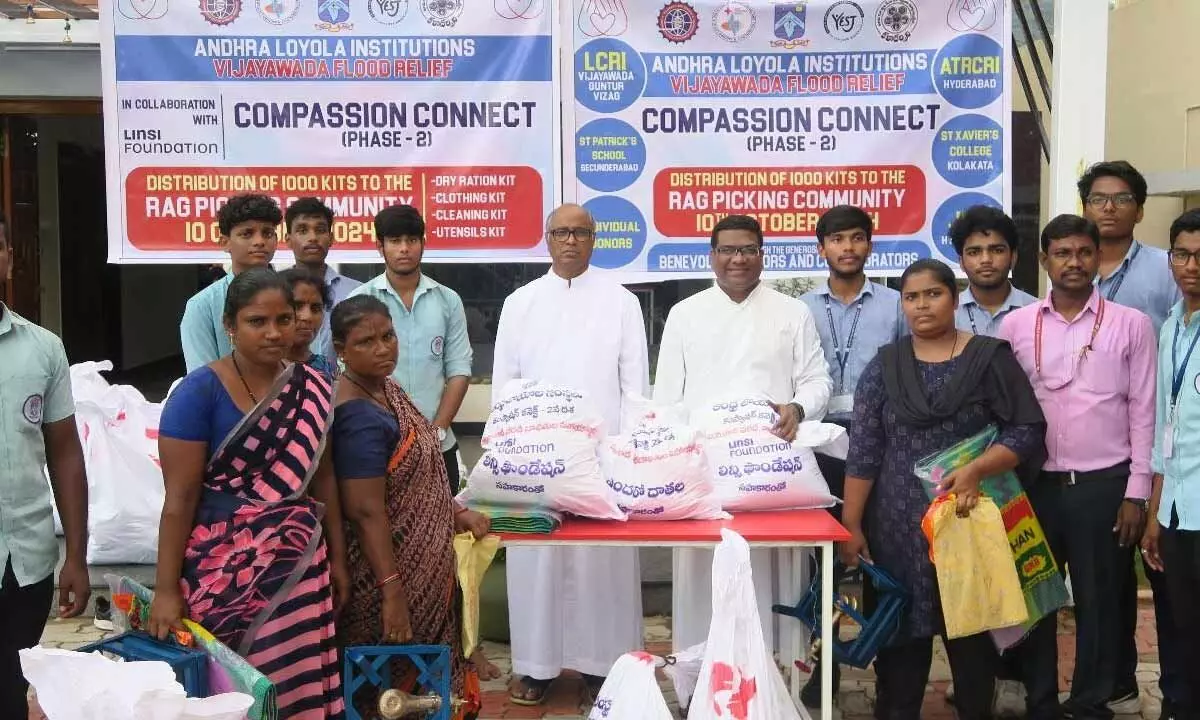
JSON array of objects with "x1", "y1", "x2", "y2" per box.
[
  {"x1": 789, "y1": 402, "x2": 805, "y2": 422},
  {"x1": 436, "y1": 426, "x2": 448, "y2": 444},
  {"x1": 1124, "y1": 497, "x2": 1148, "y2": 512}
]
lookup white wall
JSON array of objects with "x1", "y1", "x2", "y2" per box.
[{"x1": 0, "y1": 45, "x2": 100, "y2": 98}]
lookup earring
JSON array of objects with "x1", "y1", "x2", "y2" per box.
[{"x1": 336, "y1": 356, "x2": 346, "y2": 374}]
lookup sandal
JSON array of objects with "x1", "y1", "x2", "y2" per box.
[{"x1": 509, "y1": 676, "x2": 552, "y2": 706}]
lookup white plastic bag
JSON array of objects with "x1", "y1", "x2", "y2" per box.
[
  {"x1": 588, "y1": 651, "x2": 673, "y2": 720},
  {"x1": 21, "y1": 646, "x2": 253, "y2": 720},
  {"x1": 692, "y1": 397, "x2": 844, "y2": 512},
  {"x1": 663, "y1": 642, "x2": 706, "y2": 711},
  {"x1": 50, "y1": 362, "x2": 166, "y2": 564},
  {"x1": 689, "y1": 530, "x2": 807, "y2": 720},
  {"x1": 460, "y1": 379, "x2": 625, "y2": 520},
  {"x1": 601, "y1": 396, "x2": 727, "y2": 521}
]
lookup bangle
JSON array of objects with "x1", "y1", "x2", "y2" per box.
[{"x1": 376, "y1": 573, "x2": 401, "y2": 590}]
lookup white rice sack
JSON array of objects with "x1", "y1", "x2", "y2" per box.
[
  {"x1": 692, "y1": 396, "x2": 844, "y2": 512},
  {"x1": 600, "y1": 397, "x2": 728, "y2": 521},
  {"x1": 460, "y1": 379, "x2": 626, "y2": 520}
]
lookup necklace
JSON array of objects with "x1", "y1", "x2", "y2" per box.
[
  {"x1": 343, "y1": 371, "x2": 388, "y2": 407},
  {"x1": 231, "y1": 351, "x2": 260, "y2": 404},
  {"x1": 948, "y1": 331, "x2": 960, "y2": 361}
]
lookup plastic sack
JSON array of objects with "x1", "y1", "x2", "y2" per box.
[
  {"x1": 461, "y1": 379, "x2": 625, "y2": 520},
  {"x1": 600, "y1": 396, "x2": 727, "y2": 521},
  {"x1": 921, "y1": 495, "x2": 1028, "y2": 639},
  {"x1": 21, "y1": 646, "x2": 253, "y2": 720},
  {"x1": 662, "y1": 642, "x2": 705, "y2": 711},
  {"x1": 689, "y1": 530, "x2": 807, "y2": 720},
  {"x1": 587, "y1": 651, "x2": 673, "y2": 720},
  {"x1": 48, "y1": 362, "x2": 165, "y2": 564},
  {"x1": 692, "y1": 397, "x2": 844, "y2": 512},
  {"x1": 913, "y1": 425, "x2": 1069, "y2": 649},
  {"x1": 454, "y1": 531, "x2": 501, "y2": 657}
]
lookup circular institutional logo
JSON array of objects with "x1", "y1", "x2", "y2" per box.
[
  {"x1": 823, "y1": 1, "x2": 863, "y2": 41},
  {"x1": 22, "y1": 394, "x2": 43, "y2": 425},
  {"x1": 368, "y1": 0, "x2": 408, "y2": 24},
  {"x1": 712, "y1": 1, "x2": 755, "y2": 43},
  {"x1": 256, "y1": 0, "x2": 298, "y2": 24},
  {"x1": 876, "y1": 0, "x2": 917, "y2": 42},
  {"x1": 200, "y1": 0, "x2": 241, "y2": 25},
  {"x1": 420, "y1": 0, "x2": 462, "y2": 27},
  {"x1": 658, "y1": 1, "x2": 698, "y2": 44},
  {"x1": 431, "y1": 335, "x2": 445, "y2": 357},
  {"x1": 946, "y1": 0, "x2": 998, "y2": 32}
]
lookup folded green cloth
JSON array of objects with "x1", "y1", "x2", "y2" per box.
[{"x1": 467, "y1": 502, "x2": 561, "y2": 534}]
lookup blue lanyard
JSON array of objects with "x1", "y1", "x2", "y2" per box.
[
  {"x1": 1102, "y1": 242, "x2": 1141, "y2": 302},
  {"x1": 965, "y1": 305, "x2": 980, "y2": 335},
  {"x1": 1171, "y1": 318, "x2": 1200, "y2": 408},
  {"x1": 824, "y1": 295, "x2": 864, "y2": 392}
]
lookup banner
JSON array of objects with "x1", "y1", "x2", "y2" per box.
[
  {"x1": 101, "y1": 0, "x2": 559, "y2": 263},
  {"x1": 566, "y1": 0, "x2": 1012, "y2": 279}
]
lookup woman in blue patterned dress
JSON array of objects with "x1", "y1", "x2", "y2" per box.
[{"x1": 838, "y1": 259, "x2": 1046, "y2": 720}]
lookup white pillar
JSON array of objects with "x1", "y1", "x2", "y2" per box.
[{"x1": 1047, "y1": 0, "x2": 1111, "y2": 217}]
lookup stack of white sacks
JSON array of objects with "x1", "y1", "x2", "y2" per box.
[{"x1": 459, "y1": 379, "x2": 848, "y2": 521}]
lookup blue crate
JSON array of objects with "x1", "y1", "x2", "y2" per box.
[
  {"x1": 343, "y1": 645, "x2": 452, "y2": 720},
  {"x1": 78, "y1": 631, "x2": 210, "y2": 698}
]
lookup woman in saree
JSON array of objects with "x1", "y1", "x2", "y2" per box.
[
  {"x1": 328, "y1": 296, "x2": 494, "y2": 717},
  {"x1": 838, "y1": 259, "x2": 1047, "y2": 720},
  {"x1": 150, "y1": 267, "x2": 349, "y2": 719}
]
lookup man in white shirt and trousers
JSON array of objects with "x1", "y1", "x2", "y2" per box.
[
  {"x1": 655, "y1": 214, "x2": 833, "y2": 656},
  {"x1": 492, "y1": 203, "x2": 651, "y2": 707}
]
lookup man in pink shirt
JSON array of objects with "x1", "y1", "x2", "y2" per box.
[{"x1": 999, "y1": 214, "x2": 1157, "y2": 720}]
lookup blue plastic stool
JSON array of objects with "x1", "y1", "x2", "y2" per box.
[
  {"x1": 77, "y1": 631, "x2": 210, "y2": 697},
  {"x1": 343, "y1": 644, "x2": 452, "y2": 720},
  {"x1": 772, "y1": 559, "x2": 909, "y2": 669}
]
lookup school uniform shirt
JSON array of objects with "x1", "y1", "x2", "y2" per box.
[
  {"x1": 309, "y1": 266, "x2": 362, "y2": 366},
  {"x1": 0, "y1": 305, "x2": 75, "y2": 586},
  {"x1": 1096, "y1": 240, "x2": 1182, "y2": 335},
  {"x1": 1152, "y1": 302, "x2": 1200, "y2": 529},
  {"x1": 180, "y1": 274, "x2": 233, "y2": 373},
  {"x1": 955, "y1": 285, "x2": 1038, "y2": 338}
]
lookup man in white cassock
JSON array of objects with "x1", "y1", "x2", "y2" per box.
[
  {"x1": 654, "y1": 214, "x2": 832, "y2": 654},
  {"x1": 492, "y1": 203, "x2": 650, "y2": 706}
]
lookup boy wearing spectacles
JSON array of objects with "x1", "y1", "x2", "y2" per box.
[
  {"x1": 655, "y1": 214, "x2": 833, "y2": 660},
  {"x1": 1079, "y1": 160, "x2": 1183, "y2": 717},
  {"x1": 1142, "y1": 209, "x2": 1200, "y2": 720}
]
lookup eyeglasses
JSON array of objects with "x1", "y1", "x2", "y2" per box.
[
  {"x1": 547, "y1": 227, "x2": 594, "y2": 242},
  {"x1": 1169, "y1": 248, "x2": 1200, "y2": 267},
  {"x1": 1085, "y1": 192, "x2": 1137, "y2": 209},
  {"x1": 714, "y1": 245, "x2": 762, "y2": 257}
]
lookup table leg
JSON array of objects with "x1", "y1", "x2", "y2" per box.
[
  {"x1": 820, "y1": 540, "x2": 834, "y2": 720},
  {"x1": 785, "y1": 547, "x2": 802, "y2": 706}
]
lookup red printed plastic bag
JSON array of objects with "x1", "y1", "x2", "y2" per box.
[
  {"x1": 689, "y1": 530, "x2": 807, "y2": 720},
  {"x1": 587, "y1": 652, "x2": 673, "y2": 720}
]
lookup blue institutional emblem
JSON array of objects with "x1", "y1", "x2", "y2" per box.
[
  {"x1": 317, "y1": 0, "x2": 351, "y2": 28},
  {"x1": 773, "y1": 3, "x2": 809, "y2": 48}
]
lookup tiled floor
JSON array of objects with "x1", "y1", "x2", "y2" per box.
[{"x1": 31, "y1": 607, "x2": 1166, "y2": 719}]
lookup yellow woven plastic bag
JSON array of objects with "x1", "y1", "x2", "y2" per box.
[
  {"x1": 453, "y1": 532, "x2": 500, "y2": 657},
  {"x1": 921, "y1": 494, "x2": 1028, "y2": 639}
]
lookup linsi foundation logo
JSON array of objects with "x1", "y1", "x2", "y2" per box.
[{"x1": 946, "y1": 0, "x2": 998, "y2": 32}]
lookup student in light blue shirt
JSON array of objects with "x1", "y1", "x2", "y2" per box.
[
  {"x1": 0, "y1": 213, "x2": 90, "y2": 716},
  {"x1": 284, "y1": 197, "x2": 361, "y2": 365},
  {"x1": 180, "y1": 194, "x2": 281, "y2": 372},
  {"x1": 797, "y1": 204, "x2": 904, "y2": 710},
  {"x1": 949, "y1": 205, "x2": 1037, "y2": 338},
  {"x1": 1143, "y1": 209, "x2": 1200, "y2": 714},
  {"x1": 350, "y1": 205, "x2": 472, "y2": 495},
  {"x1": 1081, "y1": 161, "x2": 1181, "y2": 335},
  {"x1": 1080, "y1": 161, "x2": 1183, "y2": 714}
]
